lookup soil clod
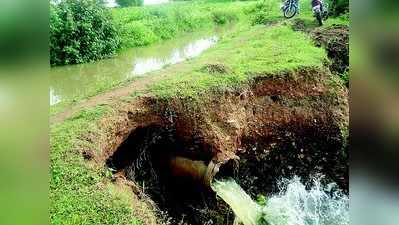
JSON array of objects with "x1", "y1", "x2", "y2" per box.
[{"x1": 202, "y1": 63, "x2": 231, "y2": 74}]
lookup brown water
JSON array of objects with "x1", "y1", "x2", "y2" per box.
[{"x1": 50, "y1": 28, "x2": 227, "y2": 106}]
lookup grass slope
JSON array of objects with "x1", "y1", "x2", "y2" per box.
[{"x1": 150, "y1": 25, "x2": 325, "y2": 98}]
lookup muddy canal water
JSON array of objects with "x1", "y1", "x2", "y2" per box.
[{"x1": 50, "y1": 28, "x2": 227, "y2": 105}]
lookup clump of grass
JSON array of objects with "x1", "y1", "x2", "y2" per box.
[
  {"x1": 249, "y1": 1, "x2": 282, "y2": 25},
  {"x1": 201, "y1": 63, "x2": 232, "y2": 74},
  {"x1": 340, "y1": 69, "x2": 349, "y2": 87},
  {"x1": 212, "y1": 9, "x2": 239, "y2": 25}
]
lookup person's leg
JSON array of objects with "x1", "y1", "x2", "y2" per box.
[{"x1": 295, "y1": 0, "x2": 300, "y2": 14}]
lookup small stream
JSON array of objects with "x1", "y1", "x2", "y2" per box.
[{"x1": 50, "y1": 28, "x2": 227, "y2": 106}]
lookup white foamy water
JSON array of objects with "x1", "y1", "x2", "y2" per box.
[
  {"x1": 263, "y1": 176, "x2": 349, "y2": 225},
  {"x1": 212, "y1": 176, "x2": 349, "y2": 225}
]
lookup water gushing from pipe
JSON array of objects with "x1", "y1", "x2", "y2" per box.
[
  {"x1": 212, "y1": 178, "x2": 263, "y2": 225},
  {"x1": 212, "y1": 176, "x2": 349, "y2": 225}
]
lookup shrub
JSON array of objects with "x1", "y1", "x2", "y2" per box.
[
  {"x1": 249, "y1": 1, "x2": 280, "y2": 25},
  {"x1": 116, "y1": 0, "x2": 144, "y2": 7},
  {"x1": 120, "y1": 21, "x2": 159, "y2": 47},
  {"x1": 50, "y1": 0, "x2": 120, "y2": 66},
  {"x1": 328, "y1": 0, "x2": 349, "y2": 16},
  {"x1": 211, "y1": 9, "x2": 238, "y2": 25}
]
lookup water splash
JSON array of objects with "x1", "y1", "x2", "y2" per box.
[
  {"x1": 212, "y1": 176, "x2": 349, "y2": 225},
  {"x1": 262, "y1": 176, "x2": 349, "y2": 225}
]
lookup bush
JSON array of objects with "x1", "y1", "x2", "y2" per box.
[
  {"x1": 249, "y1": 1, "x2": 280, "y2": 25},
  {"x1": 329, "y1": 0, "x2": 349, "y2": 16},
  {"x1": 211, "y1": 9, "x2": 239, "y2": 25},
  {"x1": 116, "y1": 0, "x2": 144, "y2": 7},
  {"x1": 50, "y1": 0, "x2": 120, "y2": 66},
  {"x1": 120, "y1": 21, "x2": 159, "y2": 47}
]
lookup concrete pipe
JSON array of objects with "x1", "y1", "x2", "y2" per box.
[{"x1": 168, "y1": 156, "x2": 226, "y2": 189}]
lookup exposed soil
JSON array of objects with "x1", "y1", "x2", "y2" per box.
[
  {"x1": 310, "y1": 24, "x2": 349, "y2": 75},
  {"x1": 291, "y1": 18, "x2": 320, "y2": 32},
  {"x1": 291, "y1": 19, "x2": 349, "y2": 86},
  {"x1": 201, "y1": 63, "x2": 232, "y2": 74},
  {"x1": 99, "y1": 67, "x2": 348, "y2": 225}
]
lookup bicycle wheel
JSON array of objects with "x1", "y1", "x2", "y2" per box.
[{"x1": 284, "y1": 5, "x2": 297, "y2": 18}]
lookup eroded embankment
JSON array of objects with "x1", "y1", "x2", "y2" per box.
[
  {"x1": 292, "y1": 20, "x2": 349, "y2": 86},
  {"x1": 100, "y1": 67, "x2": 348, "y2": 225},
  {"x1": 311, "y1": 25, "x2": 349, "y2": 75}
]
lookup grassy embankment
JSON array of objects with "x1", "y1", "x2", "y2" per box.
[{"x1": 50, "y1": 23, "x2": 331, "y2": 224}]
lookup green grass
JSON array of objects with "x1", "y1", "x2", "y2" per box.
[
  {"x1": 150, "y1": 25, "x2": 325, "y2": 99},
  {"x1": 112, "y1": 1, "x2": 255, "y2": 50},
  {"x1": 50, "y1": 106, "x2": 142, "y2": 225}
]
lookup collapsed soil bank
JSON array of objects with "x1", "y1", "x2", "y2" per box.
[
  {"x1": 101, "y1": 67, "x2": 348, "y2": 225},
  {"x1": 291, "y1": 20, "x2": 349, "y2": 85},
  {"x1": 311, "y1": 24, "x2": 349, "y2": 75}
]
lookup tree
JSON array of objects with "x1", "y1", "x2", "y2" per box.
[{"x1": 50, "y1": 0, "x2": 120, "y2": 66}]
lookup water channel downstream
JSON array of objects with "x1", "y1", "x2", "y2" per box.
[{"x1": 50, "y1": 27, "x2": 229, "y2": 106}]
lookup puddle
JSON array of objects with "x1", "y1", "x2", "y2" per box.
[{"x1": 50, "y1": 29, "x2": 224, "y2": 106}]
